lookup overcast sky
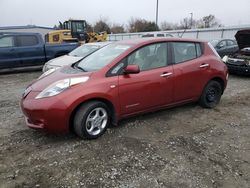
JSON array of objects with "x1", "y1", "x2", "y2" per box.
[{"x1": 1, "y1": 0, "x2": 250, "y2": 28}]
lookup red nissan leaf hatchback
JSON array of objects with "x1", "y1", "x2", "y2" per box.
[{"x1": 21, "y1": 38, "x2": 228, "y2": 139}]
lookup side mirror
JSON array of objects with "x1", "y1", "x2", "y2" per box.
[{"x1": 123, "y1": 65, "x2": 140, "y2": 74}]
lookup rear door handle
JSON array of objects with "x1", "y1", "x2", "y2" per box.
[
  {"x1": 199, "y1": 64, "x2": 209, "y2": 68},
  {"x1": 160, "y1": 72, "x2": 173, "y2": 77}
]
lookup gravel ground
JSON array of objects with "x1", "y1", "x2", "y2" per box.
[{"x1": 0, "y1": 71, "x2": 249, "y2": 188}]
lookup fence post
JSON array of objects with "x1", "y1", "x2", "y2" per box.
[
  {"x1": 196, "y1": 30, "x2": 199, "y2": 39},
  {"x1": 221, "y1": 29, "x2": 225, "y2": 39}
]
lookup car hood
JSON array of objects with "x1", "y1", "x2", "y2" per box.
[
  {"x1": 31, "y1": 66, "x2": 92, "y2": 92},
  {"x1": 47, "y1": 55, "x2": 83, "y2": 67},
  {"x1": 235, "y1": 30, "x2": 250, "y2": 50}
]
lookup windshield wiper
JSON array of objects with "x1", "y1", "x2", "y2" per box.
[{"x1": 75, "y1": 64, "x2": 86, "y2": 72}]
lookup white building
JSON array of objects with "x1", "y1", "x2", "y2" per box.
[{"x1": 0, "y1": 25, "x2": 55, "y2": 39}]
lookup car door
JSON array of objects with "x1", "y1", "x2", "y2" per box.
[
  {"x1": 15, "y1": 35, "x2": 46, "y2": 67},
  {"x1": 0, "y1": 35, "x2": 20, "y2": 69},
  {"x1": 171, "y1": 42, "x2": 209, "y2": 102},
  {"x1": 226, "y1": 39, "x2": 238, "y2": 54},
  {"x1": 118, "y1": 42, "x2": 174, "y2": 115}
]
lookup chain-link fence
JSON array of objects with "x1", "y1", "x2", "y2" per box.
[{"x1": 108, "y1": 25, "x2": 250, "y2": 41}]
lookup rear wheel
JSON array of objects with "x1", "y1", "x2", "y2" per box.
[
  {"x1": 74, "y1": 101, "x2": 110, "y2": 139},
  {"x1": 199, "y1": 80, "x2": 222, "y2": 108}
]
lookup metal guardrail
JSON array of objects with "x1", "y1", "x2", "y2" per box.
[{"x1": 108, "y1": 25, "x2": 250, "y2": 41}]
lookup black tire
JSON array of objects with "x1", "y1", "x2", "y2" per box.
[
  {"x1": 199, "y1": 80, "x2": 222, "y2": 108},
  {"x1": 74, "y1": 101, "x2": 110, "y2": 139}
]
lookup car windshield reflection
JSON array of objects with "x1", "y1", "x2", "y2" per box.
[{"x1": 77, "y1": 44, "x2": 131, "y2": 71}]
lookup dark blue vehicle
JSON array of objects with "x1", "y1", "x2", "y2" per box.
[
  {"x1": 210, "y1": 39, "x2": 239, "y2": 57},
  {"x1": 0, "y1": 32, "x2": 79, "y2": 71}
]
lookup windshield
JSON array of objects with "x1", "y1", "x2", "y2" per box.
[
  {"x1": 210, "y1": 40, "x2": 219, "y2": 47},
  {"x1": 71, "y1": 21, "x2": 86, "y2": 33},
  {"x1": 77, "y1": 44, "x2": 132, "y2": 71},
  {"x1": 69, "y1": 45, "x2": 100, "y2": 57}
]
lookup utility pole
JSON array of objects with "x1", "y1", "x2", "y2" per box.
[
  {"x1": 156, "y1": 0, "x2": 159, "y2": 26},
  {"x1": 190, "y1": 12, "x2": 193, "y2": 29}
]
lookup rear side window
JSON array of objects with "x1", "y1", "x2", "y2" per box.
[
  {"x1": 16, "y1": 35, "x2": 39, "y2": 47},
  {"x1": 172, "y1": 42, "x2": 202, "y2": 64},
  {"x1": 196, "y1": 43, "x2": 202, "y2": 57},
  {"x1": 141, "y1": 34, "x2": 154, "y2": 37},
  {"x1": 157, "y1": 34, "x2": 164, "y2": 37},
  {"x1": 0, "y1": 36, "x2": 14, "y2": 47}
]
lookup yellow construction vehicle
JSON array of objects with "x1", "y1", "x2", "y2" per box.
[
  {"x1": 87, "y1": 31, "x2": 108, "y2": 43},
  {"x1": 45, "y1": 30, "x2": 79, "y2": 43},
  {"x1": 45, "y1": 20, "x2": 107, "y2": 44}
]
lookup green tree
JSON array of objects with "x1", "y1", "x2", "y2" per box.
[
  {"x1": 128, "y1": 18, "x2": 159, "y2": 32},
  {"x1": 86, "y1": 22, "x2": 93, "y2": 32},
  {"x1": 93, "y1": 19, "x2": 111, "y2": 34},
  {"x1": 110, "y1": 24, "x2": 125, "y2": 34},
  {"x1": 160, "y1": 21, "x2": 178, "y2": 30},
  {"x1": 202, "y1": 14, "x2": 221, "y2": 28}
]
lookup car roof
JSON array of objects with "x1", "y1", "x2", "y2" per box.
[
  {"x1": 0, "y1": 32, "x2": 40, "y2": 36},
  {"x1": 115, "y1": 37, "x2": 205, "y2": 46},
  {"x1": 141, "y1": 33, "x2": 173, "y2": 37}
]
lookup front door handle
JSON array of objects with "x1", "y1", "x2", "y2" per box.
[
  {"x1": 199, "y1": 64, "x2": 209, "y2": 68},
  {"x1": 160, "y1": 72, "x2": 173, "y2": 77}
]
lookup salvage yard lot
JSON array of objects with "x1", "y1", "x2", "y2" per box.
[{"x1": 0, "y1": 71, "x2": 249, "y2": 187}]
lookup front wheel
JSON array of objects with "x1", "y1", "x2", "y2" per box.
[
  {"x1": 74, "y1": 101, "x2": 110, "y2": 139},
  {"x1": 199, "y1": 80, "x2": 222, "y2": 108}
]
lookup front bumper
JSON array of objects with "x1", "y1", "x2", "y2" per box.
[
  {"x1": 21, "y1": 91, "x2": 71, "y2": 133},
  {"x1": 226, "y1": 63, "x2": 250, "y2": 75}
]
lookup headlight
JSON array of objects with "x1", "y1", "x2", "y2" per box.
[
  {"x1": 43, "y1": 63, "x2": 61, "y2": 73},
  {"x1": 35, "y1": 77, "x2": 89, "y2": 99},
  {"x1": 42, "y1": 64, "x2": 47, "y2": 73},
  {"x1": 222, "y1": 55, "x2": 228, "y2": 63}
]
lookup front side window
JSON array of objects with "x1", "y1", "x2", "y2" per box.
[
  {"x1": 17, "y1": 35, "x2": 38, "y2": 47},
  {"x1": 72, "y1": 22, "x2": 85, "y2": 33},
  {"x1": 77, "y1": 44, "x2": 131, "y2": 71},
  {"x1": 227, "y1": 40, "x2": 235, "y2": 46},
  {"x1": 172, "y1": 42, "x2": 202, "y2": 64},
  {"x1": 127, "y1": 43, "x2": 168, "y2": 71},
  {"x1": 0, "y1": 36, "x2": 14, "y2": 47},
  {"x1": 217, "y1": 40, "x2": 226, "y2": 48}
]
